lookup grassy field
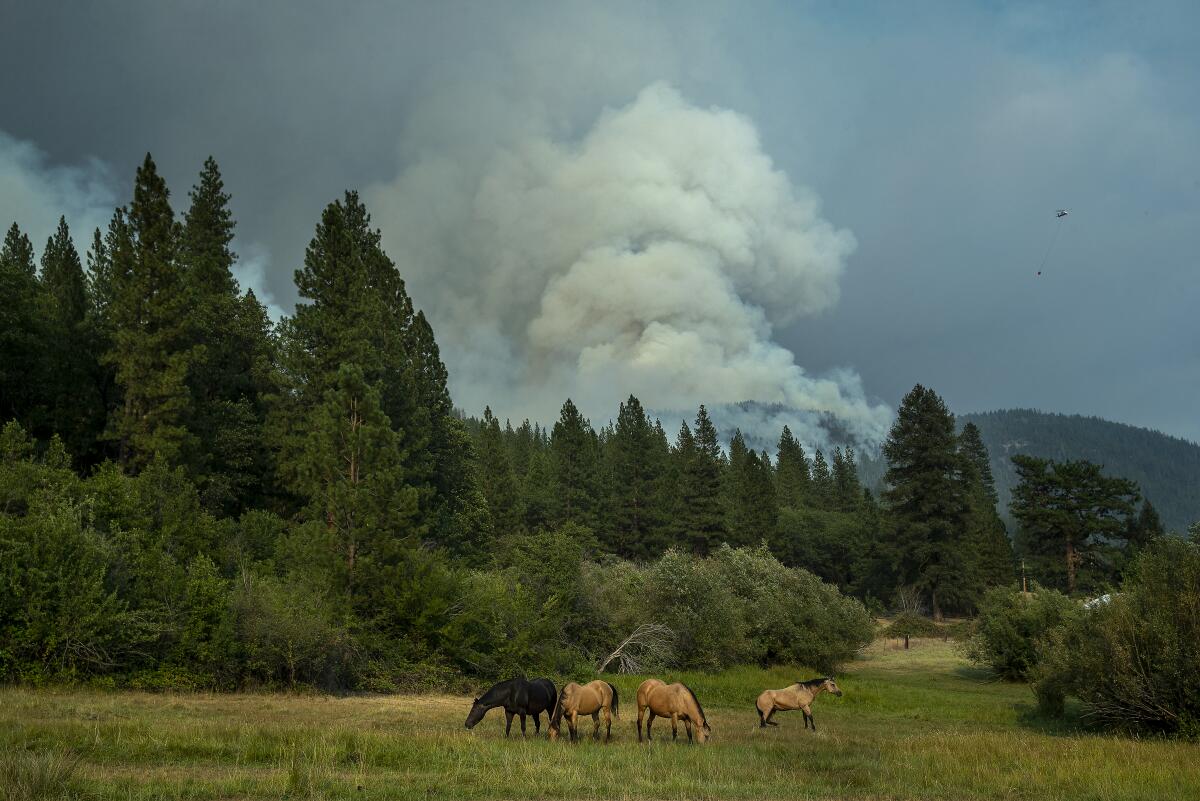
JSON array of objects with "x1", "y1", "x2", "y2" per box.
[{"x1": 2, "y1": 638, "x2": 1198, "y2": 800}]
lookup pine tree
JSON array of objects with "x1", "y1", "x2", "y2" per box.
[
  {"x1": 0, "y1": 223, "x2": 47, "y2": 428},
  {"x1": 177, "y1": 157, "x2": 276, "y2": 511},
  {"x1": 282, "y1": 191, "x2": 471, "y2": 541},
  {"x1": 293, "y1": 364, "x2": 419, "y2": 602},
  {"x1": 1126, "y1": 499, "x2": 1165, "y2": 554},
  {"x1": 1011, "y1": 455, "x2": 1139, "y2": 594},
  {"x1": 521, "y1": 446, "x2": 556, "y2": 534},
  {"x1": 105, "y1": 154, "x2": 196, "y2": 469},
  {"x1": 832, "y1": 447, "x2": 864, "y2": 512},
  {"x1": 676, "y1": 405, "x2": 727, "y2": 554},
  {"x1": 774, "y1": 426, "x2": 812, "y2": 509},
  {"x1": 39, "y1": 217, "x2": 100, "y2": 459},
  {"x1": 883, "y1": 384, "x2": 970, "y2": 619},
  {"x1": 959, "y1": 422, "x2": 1012, "y2": 595},
  {"x1": 477, "y1": 407, "x2": 524, "y2": 536},
  {"x1": 604, "y1": 395, "x2": 666, "y2": 559},
  {"x1": 810, "y1": 448, "x2": 834, "y2": 509},
  {"x1": 549, "y1": 399, "x2": 599, "y2": 530}
]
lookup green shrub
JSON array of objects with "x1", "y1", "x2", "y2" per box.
[
  {"x1": 233, "y1": 571, "x2": 356, "y2": 689},
  {"x1": 1033, "y1": 538, "x2": 1200, "y2": 735},
  {"x1": 965, "y1": 584, "x2": 1078, "y2": 680},
  {"x1": 710, "y1": 545, "x2": 874, "y2": 671},
  {"x1": 882, "y1": 612, "x2": 941, "y2": 644}
]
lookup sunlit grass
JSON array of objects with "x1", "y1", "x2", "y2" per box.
[{"x1": 2, "y1": 638, "x2": 1197, "y2": 799}]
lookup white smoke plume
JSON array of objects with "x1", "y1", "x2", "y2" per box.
[
  {"x1": 0, "y1": 130, "x2": 115, "y2": 255},
  {"x1": 368, "y1": 83, "x2": 892, "y2": 450}
]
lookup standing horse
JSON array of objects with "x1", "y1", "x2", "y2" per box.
[
  {"x1": 755, "y1": 677, "x2": 842, "y2": 731},
  {"x1": 636, "y1": 679, "x2": 710, "y2": 744},
  {"x1": 464, "y1": 677, "x2": 557, "y2": 737},
  {"x1": 548, "y1": 680, "x2": 619, "y2": 743}
]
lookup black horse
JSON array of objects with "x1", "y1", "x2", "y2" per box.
[{"x1": 464, "y1": 677, "x2": 557, "y2": 737}]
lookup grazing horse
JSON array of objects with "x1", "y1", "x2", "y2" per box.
[
  {"x1": 636, "y1": 679, "x2": 710, "y2": 744},
  {"x1": 756, "y1": 677, "x2": 843, "y2": 731},
  {"x1": 548, "y1": 680, "x2": 619, "y2": 743},
  {"x1": 464, "y1": 677, "x2": 557, "y2": 737}
]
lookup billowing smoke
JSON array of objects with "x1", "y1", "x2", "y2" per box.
[
  {"x1": 0, "y1": 130, "x2": 115, "y2": 253},
  {"x1": 0, "y1": 128, "x2": 284, "y2": 321},
  {"x1": 369, "y1": 83, "x2": 891, "y2": 450}
]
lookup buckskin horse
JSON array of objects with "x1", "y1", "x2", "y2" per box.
[
  {"x1": 755, "y1": 677, "x2": 843, "y2": 731},
  {"x1": 636, "y1": 679, "x2": 710, "y2": 744},
  {"x1": 464, "y1": 677, "x2": 557, "y2": 737},
  {"x1": 548, "y1": 680, "x2": 619, "y2": 743}
]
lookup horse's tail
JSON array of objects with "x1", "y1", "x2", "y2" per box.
[
  {"x1": 682, "y1": 683, "x2": 708, "y2": 728},
  {"x1": 606, "y1": 681, "x2": 619, "y2": 719},
  {"x1": 550, "y1": 686, "x2": 566, "y2": 727}
]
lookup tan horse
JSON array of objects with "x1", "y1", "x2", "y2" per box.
[
  {"x1": 549, "y1": 680, "x2": 619, "y2": 742},
  {"x1": 636, "y1": 679, "x2": 710, "y2": 744},
  {"x1": 756, "y1": 677, "x2": 842, "y2": 731}
]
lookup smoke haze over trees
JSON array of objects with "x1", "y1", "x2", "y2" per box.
[{"x1": 3, "y1": 152, "x2": 1184, "y2": 690}]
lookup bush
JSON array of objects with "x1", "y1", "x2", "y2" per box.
[
  {"x1": 1033, "y1": 538, "x2": 1200, "y2": 735},
  {"x1": 965, "y1": 584, "x2": 1078, "y2": 680},
  {"x1": 709, "y1": 545, "x2": 874, "y2": 671},
  {"x1": 882, "y1": 612, "x2": 941, "y2": 645},
  {"x1": 233, "y1": 571, "x2": 356, "y2": 689}
]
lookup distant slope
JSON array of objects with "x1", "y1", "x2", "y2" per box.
[{"x1": 961, "y1": 409, "x2": 1200, "y2": 533}]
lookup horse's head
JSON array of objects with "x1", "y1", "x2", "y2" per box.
[
  {"x1": 696, "y1": 722, "x2": 711, "y2": 743},
  {"x1": 548, "y1": 721, "x2": 560, "y2": 741},
  {"x1": 464, "y1": 697, "x2": 487, "y2": 729},
  {"x1": 823, "y1": 677, "x2": 843, "y2": 697}
]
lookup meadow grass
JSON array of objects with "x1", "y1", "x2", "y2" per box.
[{"x1": 2, "y1": 637, "x2": 1197, "y2": 800}]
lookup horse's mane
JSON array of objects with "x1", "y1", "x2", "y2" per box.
[
  {"x1": 799, "y1": 677, "x2": 830, "y2": 688},
  {"x1": 681, "y1": 683, "x2": 707, "y2": 726}
]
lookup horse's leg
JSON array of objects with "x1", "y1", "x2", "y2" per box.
[
  {"x1": 520, "y1": 713, "x2": 527, "y2": 737},
  {"x1": 534, "y1": 712, "x2": 541, "y2": 734},
  {"x1": 685, "y1": 720, "x2": 693, "y2": 744},
  {"x1": 646, "y1": 711, "x2": 655, "y2": 741},
  {"x1": 765, "y1": 707, "x2": 779, "y2": 726},
  {"x1": 637, "y1": 706, "x2": 644, "y2": 742},
  {"x1": 505, "y1": 710, "x2": 514, "y2": 737},
  {"x1": 671, "y1": 713, "x2": 679, "y2": 741},
  {"x1": 802, "y1": 705, "x2": 814, "y2": 731},
  {"x1": 569, "y1": 711, "x2": 579, "y2": 743},
  {"x1": 591, "y1": 711, "x2": 600, "y2": 741}
]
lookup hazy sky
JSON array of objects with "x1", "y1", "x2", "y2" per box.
[{"x1": 2, "y1": 1, "x2": 1197, "y2": 442}]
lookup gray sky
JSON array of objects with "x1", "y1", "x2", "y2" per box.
[{"x1": 2, "y1": 1, "x2": 1197, "y2": 442}]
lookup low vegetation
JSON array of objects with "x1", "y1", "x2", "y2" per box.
[
  {"x1": 965, "y1": 584, "x2": 1078, "y2": 680},
  {"x1": 3, "y1": 639, "x2": 1198, "y2": 801},
  {"x1": 1034, "y1": 539, "x2": 1200, "y2": 735}
]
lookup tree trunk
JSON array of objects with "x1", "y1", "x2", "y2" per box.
[
  {"x1": 931, "y1": 590, "x2": 943, "y2": 622},
  {"x1": 903, "y1": 635, "x2": 910, "y2": 650},
  {"x1": 1066, "y1": 540, "x2": 1077, "y2": 595}
]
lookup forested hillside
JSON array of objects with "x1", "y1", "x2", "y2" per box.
[
  {"x1": 1, "y1": 152, "x2": 1169, "y2": 691},
  {"x1": 962, "y1": 410, "x2": 1200, "y2": 532}
]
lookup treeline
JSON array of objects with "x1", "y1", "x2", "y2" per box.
[
  {"x1": 0, "y1": 154, "x2": 874, "y2": 689},
  {"x1": 0, "y1": 153, "x2": 1165, "y2": 689}
]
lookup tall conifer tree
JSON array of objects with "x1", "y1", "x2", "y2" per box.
[
  {"x1": 604, "y1": 395, "x2": 666, "y2": 558},
  {"x1": 550, "y1": 398, "x2": 599, "y2": 530},
  {"x1": 774, "y1": 426, "x2": 812, "y2": 509},
  {"x1": 105, "y1": 154, "x2": 196, "y2": 468},
  {"x1": 0, "y1": 223, "x2": 45, "y2": 427},
  {"x1": 883, "y1": 384, "x2": 969, "y2": 619}
]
